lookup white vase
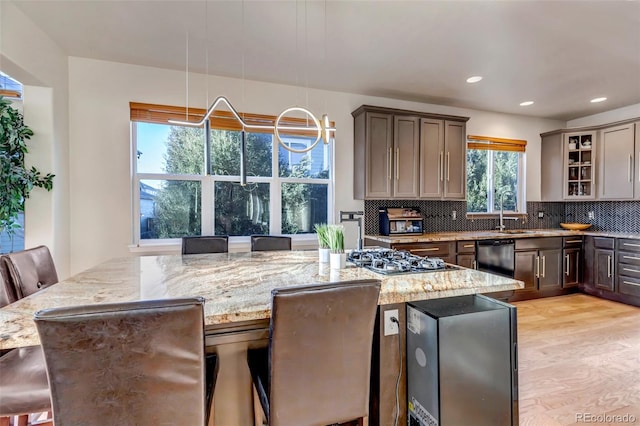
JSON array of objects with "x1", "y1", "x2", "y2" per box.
[
  {"x1": 319, "y1": 248, "x2": 331, "y2": 263},
  {"x1": 330, "y1": 252, "x2": 346, "y2": 270}
]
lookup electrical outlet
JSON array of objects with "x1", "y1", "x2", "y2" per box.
[
  {"x1": 588, "y1": 211, "x2": 595, "y2": 219},
  {"x1": 384, "y1": 309, "x2": 399, "y2": 336},
  {"x1": 452, "y1": 210, "x2": 457, "y2": 220},
  {"x1": 538, "y1": 211, "x2": 544, "y2": 219}
]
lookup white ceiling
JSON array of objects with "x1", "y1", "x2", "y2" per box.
[{"x1": 11, "y1": 0, "x2": 640, "y2": 121}]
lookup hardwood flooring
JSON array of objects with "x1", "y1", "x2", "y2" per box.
[{"x1": 514, "y1": 294, "x2": 640, "y2": 426}]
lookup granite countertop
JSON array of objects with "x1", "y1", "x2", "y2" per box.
[
  {"x1": 0, "y1": 251, "x2": 522, "y2": 349},
  {"x1": 365, "y1": 229, "x2": 640, "y2": 244}
]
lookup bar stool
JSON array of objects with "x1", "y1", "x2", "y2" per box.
[
  {"x1": 0, "y1": 255, "x2": 52, "y2": 426},
  {"x1": 250, "y1": 235, "x2": 292, "y2": 252},
  {"x1": 34, "y1": 297, "x2": 216, "y2": 426},
  {"x1": 182, "y1": 236, "x2": 229, "y2": 254},
  {"x1": 3, "y1": 246, "x2": 58, "y2": 299},
  {"x1": 247, "y1": 279, "x2": 381, "y2": 426}
]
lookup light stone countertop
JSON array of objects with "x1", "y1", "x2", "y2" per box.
[
  {"x1": 365, "y1": 229, "x2": 640, "y2": 244},
  {"x1": 0, "y1": 250, "x2": 522, "y2": 349}
]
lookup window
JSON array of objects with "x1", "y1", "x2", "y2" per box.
[
  {"x1": 466, "y1": 135, "x2": 526, "y2": 214},
  {"x1": 131, "y1": 103, "x2": 332, "y2": 244}
]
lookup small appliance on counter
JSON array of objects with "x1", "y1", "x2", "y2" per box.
[{"x1": 379, "y1": 207, "x2": 424, "y2": 236}]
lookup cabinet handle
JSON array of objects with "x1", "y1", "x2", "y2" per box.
[
  {"x1": 542, "y1": 255, "x2": 546, "y2": 278},
  {"x1": 566, "y1": 240, "x2": 582, "y2": 243},
  {"x1": 463, "y1": 244, "x2": 474, "y2": 248},
  {"x1": 472, "y1": 260, "x2": 477, "y2": 270},
  {"x1": 395, "y1": 148, "x2": 400, "y2": 180},
  {"x1": 623, "y1": 242, "x2": 640, "y2": 248},
  {"x1": 565, "y1": 254, "x2": 570, "y2": 276},
  {"x1": 629, "y1": 155, "x2": 633, "y2": 183},
  {"x1": 388, "y1": 147, "x2": 392, "y2": 180},
  {"x1": 446, "y1": 152, "x2": 450, "y2": 181},
  {"x1": 623, "y1": 280, "x2": 640, "y2": 287},
  {"x1": 607, "y1": 255, "x2": 612, "y2": 278},
  {"x1": 623, "y1": 255, "x2": 640, "y2": 261},
  {"x1": 536, "y1": 256, "x2": 540, "y2": 278},
  {"x1": 412, "y1": 248, "x2": 440, "y2": 252},
  {"x1": 439, "y1": 152, "x2": 444, "y2": 181},
  {"x1": 623, "y1": 267, "x2": 640, "y2": 273}
]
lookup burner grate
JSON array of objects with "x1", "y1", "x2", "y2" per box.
[{"x1": 347, "y1": 249, "x2": 459, "y2": 275}]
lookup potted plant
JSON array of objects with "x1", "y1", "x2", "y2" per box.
[
  {"x1": 326, "y1": 224, "x2": 345, "y2": 269},
  {"x1": 0, "y1": 96, "x2": 54, "y2": 252},
  {"x1": 314, "y1": 223, "x2": 331, "y2": 263}
]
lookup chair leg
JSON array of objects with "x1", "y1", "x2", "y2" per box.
[
  {"x1": 357, "y1": 416, "x2": 368, "y2": 426},
  {"x1": 0, "y1": 416, "x2": 9, "y2": 426},
  {"x1": 17, "y1": 414, "x2": 28, "y2": 426},
  {"x1": 252, "y1": 385, "x2": 266, "y2": 426}
]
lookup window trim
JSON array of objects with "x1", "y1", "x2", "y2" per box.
[{"x1": 130, "y1": 112, "x2": 334, "y2": 248}]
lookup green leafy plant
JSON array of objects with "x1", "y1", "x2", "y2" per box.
[
  {"x1": 314, "y1": 223, "x2": 330, "y2": 249},
  {"x1": 326, "y1": 224, "x2": 344, "y2": 254},
  {"x1": 0, "y1": 96, "x2": 54, "y2": 244}
]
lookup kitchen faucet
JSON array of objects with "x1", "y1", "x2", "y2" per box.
[{"x1": 497, "y1": 190, "x2": 518, "y2": 231}]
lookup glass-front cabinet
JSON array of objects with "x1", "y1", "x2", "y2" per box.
[{"x1": 564, "y1": 132, "x2": 595, "y2": 199}]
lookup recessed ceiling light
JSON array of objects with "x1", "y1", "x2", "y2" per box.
[
  {"x1": 590, "y1": 97, "x2": 607, "y2": 103},
  {"x1": 466, "y1": 76, "x2": 483, "y2": 83},
  {"x1": 519, "y1": 101, "x2": 534, "y2": 106}
]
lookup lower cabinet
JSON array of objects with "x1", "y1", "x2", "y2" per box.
[
  {"x1": 593, "y1": 237, "x2": 616, "y2": 291},
  {"x1": 455, "y1": 240, "x2": 476, "y2": 269},
  {"x1": 563, "y1": 236, "x2": 583, "y2": 288},
  {"x1": 381, "y1": 241, "x2": 456, "y2": 263},
  {"x1": 513, "y1": 238, "x2": 563, "y2": 300},
  {"x1": 617, "y1": 239, "x2": 640, "y2": 298}
]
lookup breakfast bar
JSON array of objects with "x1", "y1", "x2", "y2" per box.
[{"x1": 0, "y1": 250, "x2": 523, "y2": 425}]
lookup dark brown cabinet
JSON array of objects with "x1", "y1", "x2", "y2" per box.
[
  {"x1": 563, "y1": 237, "x2": 583, "y2": 288},
  {"x1": 455, "y1": 240, "x2": 477, "y2": 269},
  {"x1": 616, "y1": 239, "x2": 640, "y2": 298},
  {"x1": 513, "y1": 238, "x2": 563, "y2": 300},
  {"x1": 593, "y1": 238, "x2": 615, "y2": 292},
  {"x1": 352, "y1": 105, "x2": 468, "y2": 200}
]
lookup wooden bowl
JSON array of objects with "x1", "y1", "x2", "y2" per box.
[{"x1": 560, "y1": 223, "x2": 592, "y2": 231}]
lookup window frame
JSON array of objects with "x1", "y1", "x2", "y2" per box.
[
  {"x1": 130, "y1": 105, "x2": 334, "y2": 249},
  {"x1": 465, "y1": 140, "x2": 527, "y2": 218}
]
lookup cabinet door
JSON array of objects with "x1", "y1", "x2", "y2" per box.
[
  {"x1": 594, "y1": 249, "x2": 615, "y2": 291},
  {"x1": 419, "y1": 118, "x2": 444, "y2": 198},
  {"x1": 539, "y1": 248, "x2": 562, "y2": 289},
  {"x1": 564, "y1": 132, "x2": 595, "y2": 199},
  {"x1": 456, "y1": 254, "x2": 476, "y2": 269},
  {"x1": 443, "y1": 120, "x2": 466, "y2": 199},
  {"x1": 598, "y1": 124, "x2": 635, "y2": 199},
  {"x1": 582, "y1": 237, "x2": 595, "y2": 286},
  {"x1": 515, "y1": 250, "x2": 538, "y2": 293},
  {"x1": 365, "y1": 113, "x2": 393, "y2": 198},
  {"x1": 563, "y1": 248, "x2": 581, "y2": 288},
  {"x1": 393, "y1": 116, "x2": 420, "y2": 198},
  {"x1": 635, "y1": 122, "x2": 640, "y2": 200},
  {"x1": 541, "y1": 133, "x2": 564, "y2": 201}
]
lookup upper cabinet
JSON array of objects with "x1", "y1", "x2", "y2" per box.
[
  {"x1": 540, "y1": 118, "x2": 639, "y2": 202},
  {"x1": 352, "y1": 105, "x2": 468, "y2": 200}
]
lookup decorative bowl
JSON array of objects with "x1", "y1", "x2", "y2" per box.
[{"x1": 560, "y1": 223, "x2": 592, "y2": 231}]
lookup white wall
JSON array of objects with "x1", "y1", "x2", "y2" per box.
[
  {"x1": 0, "y1": 1, "x2": 70, "y2": 278},
  {"x1": 567, "y1": 103, "x2": 640, "y2": 128},
  {"x1": 68, "y1": 57, "x2": 563, "y2": 273}
]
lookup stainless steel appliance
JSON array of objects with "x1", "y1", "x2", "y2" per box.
[
  {"x1": 476, "y1": 239, "x2": 515, "y2": 278},
  {"x1": 407, "y1": 295, "x2": 518, "y2": 426},
  {"x1": 379, "y1": 207, "x2": 424, "y2": 236},
  {"x1": 347, "y1": 249, "x2": 459, "y2": 275}
]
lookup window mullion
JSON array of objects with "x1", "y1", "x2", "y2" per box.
[
  {"x1": 487, "y1": 150, "x2": 495, "y2": 213},
  {"x1": 271, "y1": 140, "x2": 282, "y2": 234},
  {"x1": 202, "y1": 176, "x2": 214, "y2": 235}
]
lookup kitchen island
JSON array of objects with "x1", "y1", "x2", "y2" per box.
[{"x1": 0, "y1": 250, "x2": 523, "y2": 425}]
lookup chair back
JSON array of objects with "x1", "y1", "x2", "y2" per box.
[
  {"x1": 3, "y1": 246, "x2": 58, "y2": 299},
  {"x1": 250, "y1": 235, "x2": 292, "y2": 252},
  {"x1": 0, "y1": 256, "x2": 18, "y2": 307},
  {"x1": 182, "y1": 235, "x2": 229, "y2": 254},
  {"x1": 268, "y1": 280, "x2": 381, "y2": 426},
  {"x1": 34, "y1": 298, "x2": 207, "y2": 426}
]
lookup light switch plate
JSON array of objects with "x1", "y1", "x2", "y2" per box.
[{"x1": 384, "y1": 309, "x2": 399, "y2": 336}]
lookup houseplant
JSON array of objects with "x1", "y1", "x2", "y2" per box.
[
  {"x1": 326, "y1": 224, "x2": 345, "y2": 269},
  {"x1": 0, "y1": 96, "x2": 54, "y2": 251},
  {"x1": 314, "y1": 223, "x2": 331, "y2": 263}
]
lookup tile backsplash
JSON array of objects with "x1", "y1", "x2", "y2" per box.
[{"x1": 364, "y1": 200, "x2": 640, "y2": 235}]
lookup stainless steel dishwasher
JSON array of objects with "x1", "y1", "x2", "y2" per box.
[{"x1": 476, "y1": 239, "x2": 515, "y2": 278}]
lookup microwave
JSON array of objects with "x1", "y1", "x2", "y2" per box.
[{"x1": 379, "y1": 207, "x2": 424, "y2": 236}]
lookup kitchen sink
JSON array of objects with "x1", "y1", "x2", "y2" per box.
[{"x1": 498, "y1": 229, "x2": 537, "y2": 234}]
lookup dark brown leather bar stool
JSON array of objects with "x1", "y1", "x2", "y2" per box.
[
  {"x1": 250, "y1": 235, "x2": 292, "y2": 252},
  {"x1": 247, "y1": 279, "x2": 381, "y2": 426},
  {"x1": 182, "y1": 235, "x2": 229, "y2": 254},
  {"x1": 3, "y1": 245, "x2": 58, "y2": 299},
  {"x1": 34, "y1": 297, "x2": 217, "y2": 426},
  {"x1": 0, "y1": 255, "x2": 52, "y2": 426}
]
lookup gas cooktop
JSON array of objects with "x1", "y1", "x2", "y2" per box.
[{"x1": 347, "y1": 249, "x2": 459, "y2": 275}]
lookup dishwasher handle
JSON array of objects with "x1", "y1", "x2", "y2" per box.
[{"x1": 478, "y1": 239, "x2": 515, "y2": 246}]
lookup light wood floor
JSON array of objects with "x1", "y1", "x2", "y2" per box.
[{"x1": 514, "y1": 294, "x2": 640, "y2": 426}]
